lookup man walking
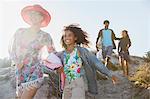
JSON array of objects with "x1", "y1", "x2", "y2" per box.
[{"x1": 96, "y1": 20, "x2": 120, "y2": 66}]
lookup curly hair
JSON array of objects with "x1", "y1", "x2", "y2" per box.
[{"x1": 61, "y1": 24, "x2": 89, "y2": 48}]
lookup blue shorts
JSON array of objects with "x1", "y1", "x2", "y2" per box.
[{"x1": 102, "y1": 46, "x2": 113, "y2": 59}]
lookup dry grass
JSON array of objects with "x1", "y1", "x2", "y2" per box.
[{"x1": 129, "y1": 63, "x2": 150, "y2": 88}]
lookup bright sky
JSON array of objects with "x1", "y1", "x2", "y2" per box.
[{"x1": 0, "y1": 0, "x2": 150, "y2": 58}]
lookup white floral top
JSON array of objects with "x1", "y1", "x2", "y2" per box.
[
  {"x1": 64, "y1": 47, "x2": 82, "y2": 83},
  {"x1": 9, "y1": 28, "x2": 55, "y2": 90}
]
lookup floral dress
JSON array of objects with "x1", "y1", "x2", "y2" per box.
[
  {"x1": 64, "y1": 47, "x2": 82, "y2": 83},
  {"x1": 9, "y1": 28, "x2": 55, "y2": 95}
]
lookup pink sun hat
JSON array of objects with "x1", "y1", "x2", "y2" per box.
[{"x1": 21, "y1": 4, "x2": 51, "y2": 27}]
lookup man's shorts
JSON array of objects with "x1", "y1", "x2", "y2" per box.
[{"x1": 102, "y1": 46, "x2": 113, "y2": 59}]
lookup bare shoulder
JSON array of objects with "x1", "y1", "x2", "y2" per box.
[
  {"x1": 40, "y1": 31, "x2": 51, "y2": 36},
  {"x1": 15, "y1": 28, "x2": 26, "y2": 34},
  {"x1": 14, "y1": 28, "x2": 26, "y2": 38}
]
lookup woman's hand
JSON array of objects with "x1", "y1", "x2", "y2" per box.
[
  {"x1": 17, "y1": 63, "x2": 24, "y2": 70},
  {"x1": 42, "y1": 60, "x2": 50, "y2": 66}
]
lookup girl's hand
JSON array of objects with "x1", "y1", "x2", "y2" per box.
[{"x1": 111, "y1": 75, "x2": 119, "y2": 85}]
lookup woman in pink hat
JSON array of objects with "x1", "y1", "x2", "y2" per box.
[{"x1": 9, "y1": 5, "x2": 64, "y2": 99}]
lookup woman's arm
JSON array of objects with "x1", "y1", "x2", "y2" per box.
[
  {"x1": 8, "y1": 28, "x2": 24, "y2": 69},
  {"x1": 118, "y1": 41, "x2": 121, "y2": 53},
  {"x1": 43, "y1": 33, "x2": 55, "y2": 53},
  {"x1": 124, "y1": 38, "x2": 131, "y2": 51},
  {"x1": 111, "y1": 30, "x2": 120, "y2": 40},
  {"x1": 127, "y1": 38, "x2": 131, "y2": 49},
  {"x1": 8, "y1": 33, "x2": 17, "y2": 63},
  {"x1": 9, "y1": 29, "x2": 24, "y2": 63}
]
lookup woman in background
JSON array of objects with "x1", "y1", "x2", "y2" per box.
[{"x1": 118, "y1": 30, "x2": 131, "y2": 77}]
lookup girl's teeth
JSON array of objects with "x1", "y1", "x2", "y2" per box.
[{"x1": 66, "y1": 40, "x2": 70, "y2": 42}]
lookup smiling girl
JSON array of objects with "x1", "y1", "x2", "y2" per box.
[{"x1": 58, "y1": 24, "x2": 118, "y2": 99}]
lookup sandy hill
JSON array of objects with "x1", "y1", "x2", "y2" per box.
[{"x1": 0, "y1": 54, "x2": 149, "y2": 99}]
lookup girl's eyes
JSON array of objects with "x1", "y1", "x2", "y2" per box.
[{"x1": 64, "y1": 34, "x2": 72, "y2": 37}]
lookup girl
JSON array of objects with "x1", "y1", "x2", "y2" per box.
[
  {"x1": 59, "y1": 24, "x2": 118, "y2": 99},
  {"x1": 9, "y1": 5, "x2": 63, "y2": 99},
  {"x1": 118, "y1": 30, "x2": 131, "y2": 77}
]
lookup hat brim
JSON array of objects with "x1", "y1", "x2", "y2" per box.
[{"x1": 21, "y1": 5, "x2": 51, "y2": 27}]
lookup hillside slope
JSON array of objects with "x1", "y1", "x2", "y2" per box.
[{"x1": 0, "y1": 55, "x2": 149, "y2": 99}]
